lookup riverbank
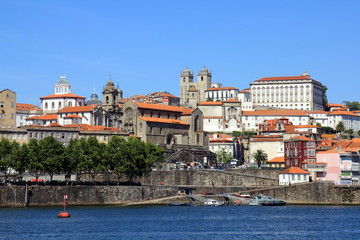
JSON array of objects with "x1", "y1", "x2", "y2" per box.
[{"x1": 1, "y1": 182, "x2": 360, "y2": 207}]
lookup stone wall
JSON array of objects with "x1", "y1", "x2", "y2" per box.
[{"x1": 0, "y1": 185, "x2": 178, "y2": 207}]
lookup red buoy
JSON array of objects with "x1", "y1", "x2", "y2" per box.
[
  {"x1": 57, "y1": 195, "x2": 71, "y2": 218},
  {"x1": 57, "y1": 211, "x2": 71, "y2": 218}
]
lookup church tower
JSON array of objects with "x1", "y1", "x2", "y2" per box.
[
  {"x1": 102, "y1": 76, "x2": 123, "y2": 110},
  {"x1": 180, "y1": 67, "x2": 194, "y2": 106},
  {"x1": 197, "y1": 66, "x2": 212, "y2": 103},
  {"x1": 101, "y1": 75, "x2": 123, "y2": 128}
]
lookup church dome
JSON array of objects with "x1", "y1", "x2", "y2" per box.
[
  {"x1": 90, "y1": 93, "x2": 99, "y2": 100},
  {"x1": 56, "y1": 76, "x2": 70, "y2": 86}
]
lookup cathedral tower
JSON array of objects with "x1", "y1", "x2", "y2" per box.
[
  {"x1": 180, "y1": 67, "x2": 194, "y2": 106},
  {"x1": 197, "y1": 66, "x2": 212, "y2": 103}
]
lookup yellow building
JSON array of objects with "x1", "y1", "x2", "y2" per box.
[{"x1": 0, "y1": 89, "x2": 16, "y2": 128}]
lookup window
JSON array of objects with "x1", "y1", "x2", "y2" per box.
[{"x1": 0, "y1": 102, "x2": 4, "y2": 108}]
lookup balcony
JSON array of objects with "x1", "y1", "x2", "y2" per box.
[{"x1": 341, "y1": 172, "x2": 352, "y2": 179}]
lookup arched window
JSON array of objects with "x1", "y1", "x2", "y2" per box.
[
  {"x1": 68, "y1": 101, "x2": 72, "y2": 107},
  {"x1": 51, "y1": 102, "x2": 55, "y2": 109},
  {"x1": 45, "y1": 102, "x2": 48, "y2": 110},
  {"x1": 106, "y1": 96, "x2": 109, "y2": 104},
  {"x1": 58, "y1": 102, "x2": 61, "y2": 109}
]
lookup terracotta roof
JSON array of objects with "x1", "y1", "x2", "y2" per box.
[
  {"x1": 210, "y1": 139, "x2": 233, "y2": 143},
  {"x1": 138, "y1": 117, "x2": 189, "y2": 125},
  {"x1": 210, "y1": 133, "x2": 232, "y2": 139},
  {"x1": 135, "y1": 102, "x2": 184, "y2": 112},
  {"x1": 268, "y1": 156, "x2": 284, "y2": 163},
  {"x1": 159, "y1": 94, "x2": 180, "y2": 98},
  {"x1": 328, "y1": 111, "x2": 358, "y2": 116},
  {"x1": 279, "y1": 167, "x2": 309, "y2": 174},
  {"x1": 288, "y1": 136, "x2": 314, "y2": 142},
  {"x1": 332, "y1": 108, "x2": 348, "y2": 111},
  {"x1": 255, "y1": 75, "x2": 311, "y2": 82},
  {"x1": 181, "y1": 108, "x2": 195, "y2": 116},
  {"x1": 63, "y1": 114, "x2": 82, "y2": 119},
  {"x1": 62, "y1": 124, "x2": 122, "y2": 132},
  {"x1": 16, "y1": 103, "x2": 41, "y2": 111},
  {"x1": 198, "y1": 101, "x2": 223, "y2": 106},
  {"x1": 305, "y1": 111, "x2": 328, "y2": 114},
  {"x1": 47, "y1": 122, "x2": 62, "y2": 127},
  {"x1": 328, "y1": 103, "x2": 348, "y2": 108},
  {"x1": 224, "y1": 99, "x2": 241, "y2": 103},
  {"x1": 58, "y1": 105, "x2": 98, "y2": 113},
  {"x1": 206, "y1": 87, "x2": 238, "y2": 91},
  {"x1": 203, "y1": 116, "x2": 222, "y2": 119},
  {"x1": 26, "y1": 114, "x2": 58, "y2": 120},
  {"x1": 239, "y1": 90, "x2": 250, "y2": 93},
  {"x1": 40, "y1": 93, "x2": 86, "y2": 99},
  {"x1": 243, "y1": 110, "x2": 308, "y2": 116}
]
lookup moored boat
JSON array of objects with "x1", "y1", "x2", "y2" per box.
[{"x1": 249, "y1": 195, "x2": 286, "y2": 206}]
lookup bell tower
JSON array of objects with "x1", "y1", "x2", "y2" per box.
[
  {"x1": 180, "y1": 66, "x2": 194, "y2": 107},
  {"x1": 197, "y1": 66, "x2": 212, "y2": 103}
]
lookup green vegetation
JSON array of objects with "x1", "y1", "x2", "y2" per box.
[
  {"x1": 0, "y1": 136, "x2": 164, "y2": 183},
  {"x1": 216, "y1": 149, "x2": 233, "y2": 164},
  {"x1": 342, "y1": 101, "x2": 360, "y2": 111},
  {"x1": 252, "y1": 149, "x2": 268, "y2": 169},
  {"x1": 321, "y1": 126, "x2": 336, "y2": 134},
  {"x1": 232, "y1": 131, "x2": 255, "y2": 138},
  {"x1": 335, "y1": 121, "x2": 345, "y2": 133}
]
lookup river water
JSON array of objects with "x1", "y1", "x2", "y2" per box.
[{"x1": 0, "y1": 205, "x2": 359, "y2": 240}]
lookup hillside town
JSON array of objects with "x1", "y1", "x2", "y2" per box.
[{"x1": 1, "y1": 67, "x2": 360, "y2": 186}]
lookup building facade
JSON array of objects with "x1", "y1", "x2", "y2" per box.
[
  {"x1": 0, "y1": 89, "x2": 16, "y2": 128},
  {"x1": 250, "y1": 72, "x2": 325, "y2": 111}
]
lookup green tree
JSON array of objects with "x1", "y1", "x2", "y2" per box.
[
  {"x1": 38, "y1": 136, "x2": 65, "y2": 181},
  {"x1": 11, "y1": 143, "x2": 30, "y2": 176},
  {"x1": 335, "y1": 121, "x2": 345, "y2": 133},
  {"x1": 107, "y1": 136, "x2": 127, "y2": 182},
  {"x1": 0, "y1": 138, "x2": 17, "y2": 179},
  {"x1": 63, "y1": 139, "x2": 83, "y2": 176},
  {"x1": 321, "y1": 126, "x2": 335, "y2": 134},
  {"x1": 343, "y1": 101, "x2": 360, "y2": 111},
  {"x1": 145, "y1": 142, "x2": 164, "y2": 170},
  {"x1": 216, "y1": 148, "x2": 233, "y2": 164},
  {"x1": 252, "y1": 149, "x2": 268, "y2": 169},
  {"x1": 27, "y1": 139, "x2": 43, "y2": 181}
]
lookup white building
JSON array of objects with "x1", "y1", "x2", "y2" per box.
[
  {"x1": 40, "y1": 76, "x2": 86, "y2": 114},
  {"x1": 242, "y1": 110, "x2": 311, "y2": 131},
  {"x1": 57, "y1": 105, "x2": 102, "y2": 126},
  {"x1": 279, "y1": 167, "x2": 310, "y2": 185},
  {"x1": 205, "y1": 86, "x2": 239, "y2": 102},
  {"x1": 16, "y1": 103, "x2": 42, "y2": 127},
  {"x1": 209, "y1": 133, "x2": 234, "y2": 157},
  {"x1": 250, "y1": 72, "x2": 325, "y2": 111}
]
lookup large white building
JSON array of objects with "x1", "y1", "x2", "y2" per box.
[
  {"x1": 250, "y1": 72, "x2": 325, "y2": 111},
  {"x1": 40, "y1": 76, "x2": 86, "y2": 114}
]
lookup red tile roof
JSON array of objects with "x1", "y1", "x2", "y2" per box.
[
  {"x1": 203, "y1": 116, "x2": 222, "y2": 119},
  {"x1": 26, "y1": 114, "x2": 58, "y2": 120},
  {"x1": 268, "y1": 156, "x2": 284, "y2": 163},
  {"x1": 243, "y1": 110, "x2": 308, "y2": 116},
  {"x1": 16, "y1": 103, "x2": 41, "y2": 111},
  {"x1": 47, "y1": 122, "x2": 62, "y2": 127},
  {"x1": 181, "y1": 108, "x2": 195, "y2": 116},
  {"x1": 135, "y1": 102, "x2": 184, "y2": 112},
  {"x1": 63, "y1": 114, "x2": 82, "y2": 119},
  {"x1": 255, "y1": 75, "x2": 311, "y2": 82},
  {"x1": 198, "y1": 101, "x2": 223, "y2": 106},
  {"x1": 40, "y1": 93, "x2": 86, "y2": 99},
  {"x1": 138, "y1": 117, "x2": 189, "y2": 125},
  {"x1": 58, "y1": 105, "x2": 98, "y2": 113},
  {"x1": 279, "y1": 167, "x2": 309, "y2": 174},
  {"x1": 224, "y1": 99, "x2": 241, "y2": 103},
  {"x1": 289, "y1": 136, "x2": 314, "y2": 142},
  {"x1": 328, "y1": 111, "x2": 358, "y2": 116}
]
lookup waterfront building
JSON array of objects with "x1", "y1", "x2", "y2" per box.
[
  {"x1": 40, "y1": 76, "x2": 86, "y2": 114},
  {"x1": 279, "y1": 167, "x2": 310, "y2": 185},
  {"x1": 0, "y1": 89, "x2": 16, "y2": 129},
  {"x1": 249, "y1": 72, "x2": 325, "y2": 111},
  {"x1": 248, "y1": 135, "x2": 284, "y2": 166},
  {"x1": 16, "y1": 103, "x2": 42, "y2": 127},
  {"x1": 284, "y1": 136, "x2": 316, "y2": 168},
  {"x1": 267, "y1": 156, "x2": 285, "y2": 168}
]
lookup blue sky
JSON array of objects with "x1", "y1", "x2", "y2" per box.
[{"x1": 1, "y1": 0, "x2": 359, "y2": 106}]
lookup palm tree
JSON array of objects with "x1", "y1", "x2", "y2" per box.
[{"x1": 252, "y1": 149, "x2": 268, "y2": 169}]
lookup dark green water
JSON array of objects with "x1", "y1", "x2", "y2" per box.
[{"x1": 0, "y1": 205, "x2": 359, "y2": 240}]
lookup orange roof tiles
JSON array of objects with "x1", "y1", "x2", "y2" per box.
[
  {"x1": 63, "y1": 114, "x2": 82, "y2": 119},
  {"x1": 268, "y1": 156, "x2": 284, "y2": 163},
  {"x1": 138, "y1": 117, "x2": 189, "y2": 125},
  {"x1": 224, "y1": 99, "x2": 241, "y2": 103},
  {"x1": 135, "y1": 102, "x2": 184, "y2": 112},
  {"x1": 47, "y1": 122, "x2": 62, "y2": 127},
  {"x1": 328, "y1": 111, "x2": 357, "y2": 116},
  {"x1": 289, "y1": 136, "x2": 314, "y2": 142},
  {"x1": 198, "y1": 101, "x2": 223, "y2": 106},
  {"x1": 279, "y1": 167, "x2": 309, "y2": 174},
  {"x1": 328, "y1": 103, "x2": 348, "y2": 108},
  {"x1": 58, "y1": 105, "x2": 98, "y2": 113},
  {"x1": 181, "y1": 108, "x2": 195, "y2": 115},
  {"x1": 27, "y1": 114, "x2": 58, "y2": 120},
  {"x1": 203, "y1": 116, "x2": 222, "y2": 119},
  {"x1": 255, "y1": 75, "x2": 311, "y2": 82},
  {"x1": 243, "y1": 110, "x2": 308, "y2": 116},
  {"x1": 16, "y1": 103, "x2": 41, "y2": 111},
  {"x1": 40, "y1": 93, "x2": 86, "y2": 99}
]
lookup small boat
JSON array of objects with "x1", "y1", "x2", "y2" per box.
[
  {"x1": 168, "y1": 203, "x2": 192, "y2": 206},
  {"x1": 249, "y1": 195, "x2": 286, "y2": 206},
  {"x1": 204, "y1": 199, "x2": 224, "y2": 206}
]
